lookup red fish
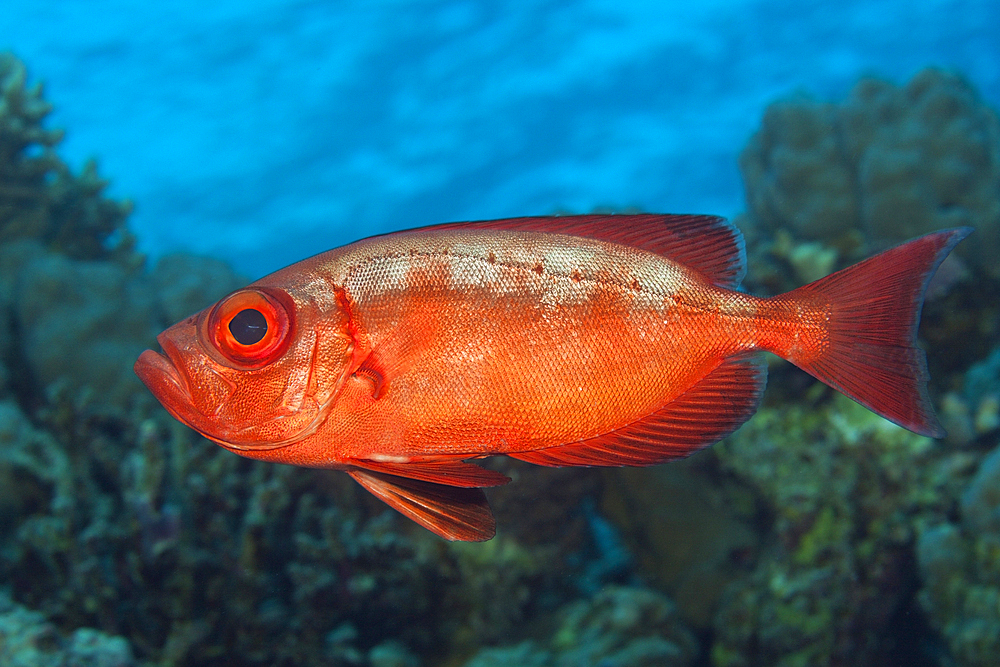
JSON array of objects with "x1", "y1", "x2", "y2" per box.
[{"x1": 135, "y1": 215, "x2": 968, "y2": 541}]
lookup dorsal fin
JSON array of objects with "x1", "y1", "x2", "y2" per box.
[
  {"x1": 508, "y1": 352, "x2": 766, "y2": 467},
  {"x1": 416, "y1": 214, "x2": 747, "y2": 288}
]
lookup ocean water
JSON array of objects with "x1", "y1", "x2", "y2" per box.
[{"x1": 1, "y1": 0, "x2": 997, "y2": 277}]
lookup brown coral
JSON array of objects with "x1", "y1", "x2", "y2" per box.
[{"x1": 740, "y1": 68, "x2": 1000, "y2": 277}]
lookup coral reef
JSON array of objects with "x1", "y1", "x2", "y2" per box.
[
  {"x1": 712, "y1": 65, "x2": 1000, "y2": 667},
  {"x1": 148, "y1": 252, "x2": 245, "y2": 325},
  {"x1": 0, "y1": 241, "x2": 245, "y2": 410},
  {"x1": 461, "y1": 584, "x2": 698, "y2": 667},
  {"x1": 728, "y1": 69, "x2": 1000, "y2": 665},
  {"x1": 708, "y1": 395, "x2": 978, "y2": 667},
  {"x1": 0, "y1": 240, "x2": 157, "y2": 408},
  {"x1": 916, "y1": 443, "x2": 1000, "y2": 667},
  {"x1": 740, "y1": 68, "x2": 1000, "y2": 278},
  {"x1": 0, "y1": 592, "x2": 134, "y2": 667},
  {"x1": 962, "y1": 346, "x2": 1000, "y2": 436},
  {"x1": 3, "y1": 384, "x2": 614, "y2": 666},
  {"x1": 599, "y1": 459, "x2": 760, "y2": 628}
]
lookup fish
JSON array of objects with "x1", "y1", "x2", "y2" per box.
[{"x1": 134, "y1": 214, "x2": 969, "y2": 541}]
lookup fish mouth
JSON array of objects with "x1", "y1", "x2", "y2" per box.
[
  {"x1": 134, "y1": 340, "x2": 193, "y2": 409},
  {"x1": 134, "y1": 339, "x2": 299, "y2": 452}
]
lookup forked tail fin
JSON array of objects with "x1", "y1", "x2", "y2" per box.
[{"x1": 778, "y1": 228, "x2": 971, "y2": 437}]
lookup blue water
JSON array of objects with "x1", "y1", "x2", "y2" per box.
[{"x1": 2, "y1": 1, "x2": 997, "y2": 277}]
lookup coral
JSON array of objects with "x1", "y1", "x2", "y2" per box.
[
  {"x1": 732, "y1": 82, "x2": 998, "y2": 647},
  {"x1": 462, "y1": 585, "x2": 698, "y2": 667},
  {"x1": 0, "y1": 53, "x2": 169, "y2": 410},
  {"x1": 0, "y1": 53, "x2": 135, "y2": 264},
  {"x1": 367, "y1": 641, "x2": 421, "y2": 667},
  {"x1": 916, "y1": 443, "x2": 1000, "y2": 667},
  {"x1": 0, "y1": 240, "x2": 157, "y2": 408},
  {"x1": 741, "y1": 95, "x2": 857, "y2": 243},
  {"x1": 599, "y1": 459, "x2": 760, "y2": 629},
  {"x1": 0, "y1": 400, "x2": 624, "y2": 666},
  {"x1": 0, "y1": 399, "x2": 72, "y2": 549},
  {"x1": 932, "y1": 343, "x2": 1000, "y2": 445},
  {"x1": 487, "y1": 458, "x2": 604, "y2": 555},
  {"x1": 443, "y1": 535, "x2": 552, "y2": 648},
  {"x1": 709, "y1": 394, "x2": 976, "y2": 667},
  {"x1": 549, "y1": 585, "x2": 698, "y2": 666},
  {"x1": 463, "y1": 642, "x2": 550, "y2": 667},
  {"x1": 740, "y1": 68, "x2": 1000, "y2": 278},
  {"x1": 962, "y1": 345, "x2": 1000, "y2": 436},
  {"x1": 765, "y1": 230, "x2": 839, "y2": 284},
  {"x1": 2, "y1": 397, "x2": 419, "y2": 666},
  {"x1": 959, "y1": 445, "x2": 1000, "y2": 534},
  {"x1": 0, "y1": 241, "x2": 244, "y2": 411},
  {"x1": 0, "y1": 591, "x2": 134, "y2": 667}
]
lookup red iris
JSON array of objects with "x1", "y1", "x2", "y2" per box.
[{"x1": 207, "y1": 288, "x2": 293, "y2": 367}]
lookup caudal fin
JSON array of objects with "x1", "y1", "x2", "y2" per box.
[{"x1": 779, "y1": 228, "x2": 970, "y2": 437}]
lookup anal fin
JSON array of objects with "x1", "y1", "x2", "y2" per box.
[
  {"x1": 509, "y1": 352, "x2": 767, "y2": 467},
  {"x1": 347, "y1": 468, "x2": 497, "y2": 541}
]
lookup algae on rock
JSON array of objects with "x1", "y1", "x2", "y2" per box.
[
  {"x1": 599, "y1": 459, "x2": 760, "y2": 629},
  {"x1": 0, "y1": 592, "x2": 134, "y2": 667},
  {"x1": 917, "y1": 444, "x2": 1000, "y2": 667},
  {"x1": 462, "y1": 584, "x2": 698, "y2": 667},
  {"x1": 709, "y1": 395, "x2": 976, "y2": 667}
]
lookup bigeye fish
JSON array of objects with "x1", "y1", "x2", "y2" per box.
[{"x1": 135, "y1": 214, "x2": 968, "y2": 540}]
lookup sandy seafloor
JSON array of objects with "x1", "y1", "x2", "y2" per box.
[{"x1": 1, "y1": 0, "x2": 998, "y2": 276}]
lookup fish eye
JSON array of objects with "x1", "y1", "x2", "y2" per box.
[{"x1": 207, "y1": 288, "x2": 294, "y2": 368}]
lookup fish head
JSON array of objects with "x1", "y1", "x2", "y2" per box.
[{"x1": 135, "y1": 280, "x2": 356, "y2": 453}]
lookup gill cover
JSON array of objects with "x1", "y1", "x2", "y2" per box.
[{"x1": 136, "y1": 279, "x2": 358, "y2": 453}]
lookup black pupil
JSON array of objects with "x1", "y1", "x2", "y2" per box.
[{"x1": 229, "y1": 308, "x2": 268, "y2": 346}]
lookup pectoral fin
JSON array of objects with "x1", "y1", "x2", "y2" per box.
[{"x1": 347, "y1": 468, "x2": 497, "y2": 541}]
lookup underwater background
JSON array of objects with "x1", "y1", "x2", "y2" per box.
[{"x1": 1, "y1": 1, "x2": 999, "y2": 665}]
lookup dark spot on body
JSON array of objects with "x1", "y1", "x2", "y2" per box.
[
  {"x1": 533, "y1": 262, "x2": 544, "y2": 275},
  {"x1": 630, "y1": 278, "x2": 641, "y2": 291},
  {"x1": 487, "y1": 251, "x2": 496, "y2": 264},
  {"x1": 570, "y1": 269, "x2": 583, "y2": 282}
]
